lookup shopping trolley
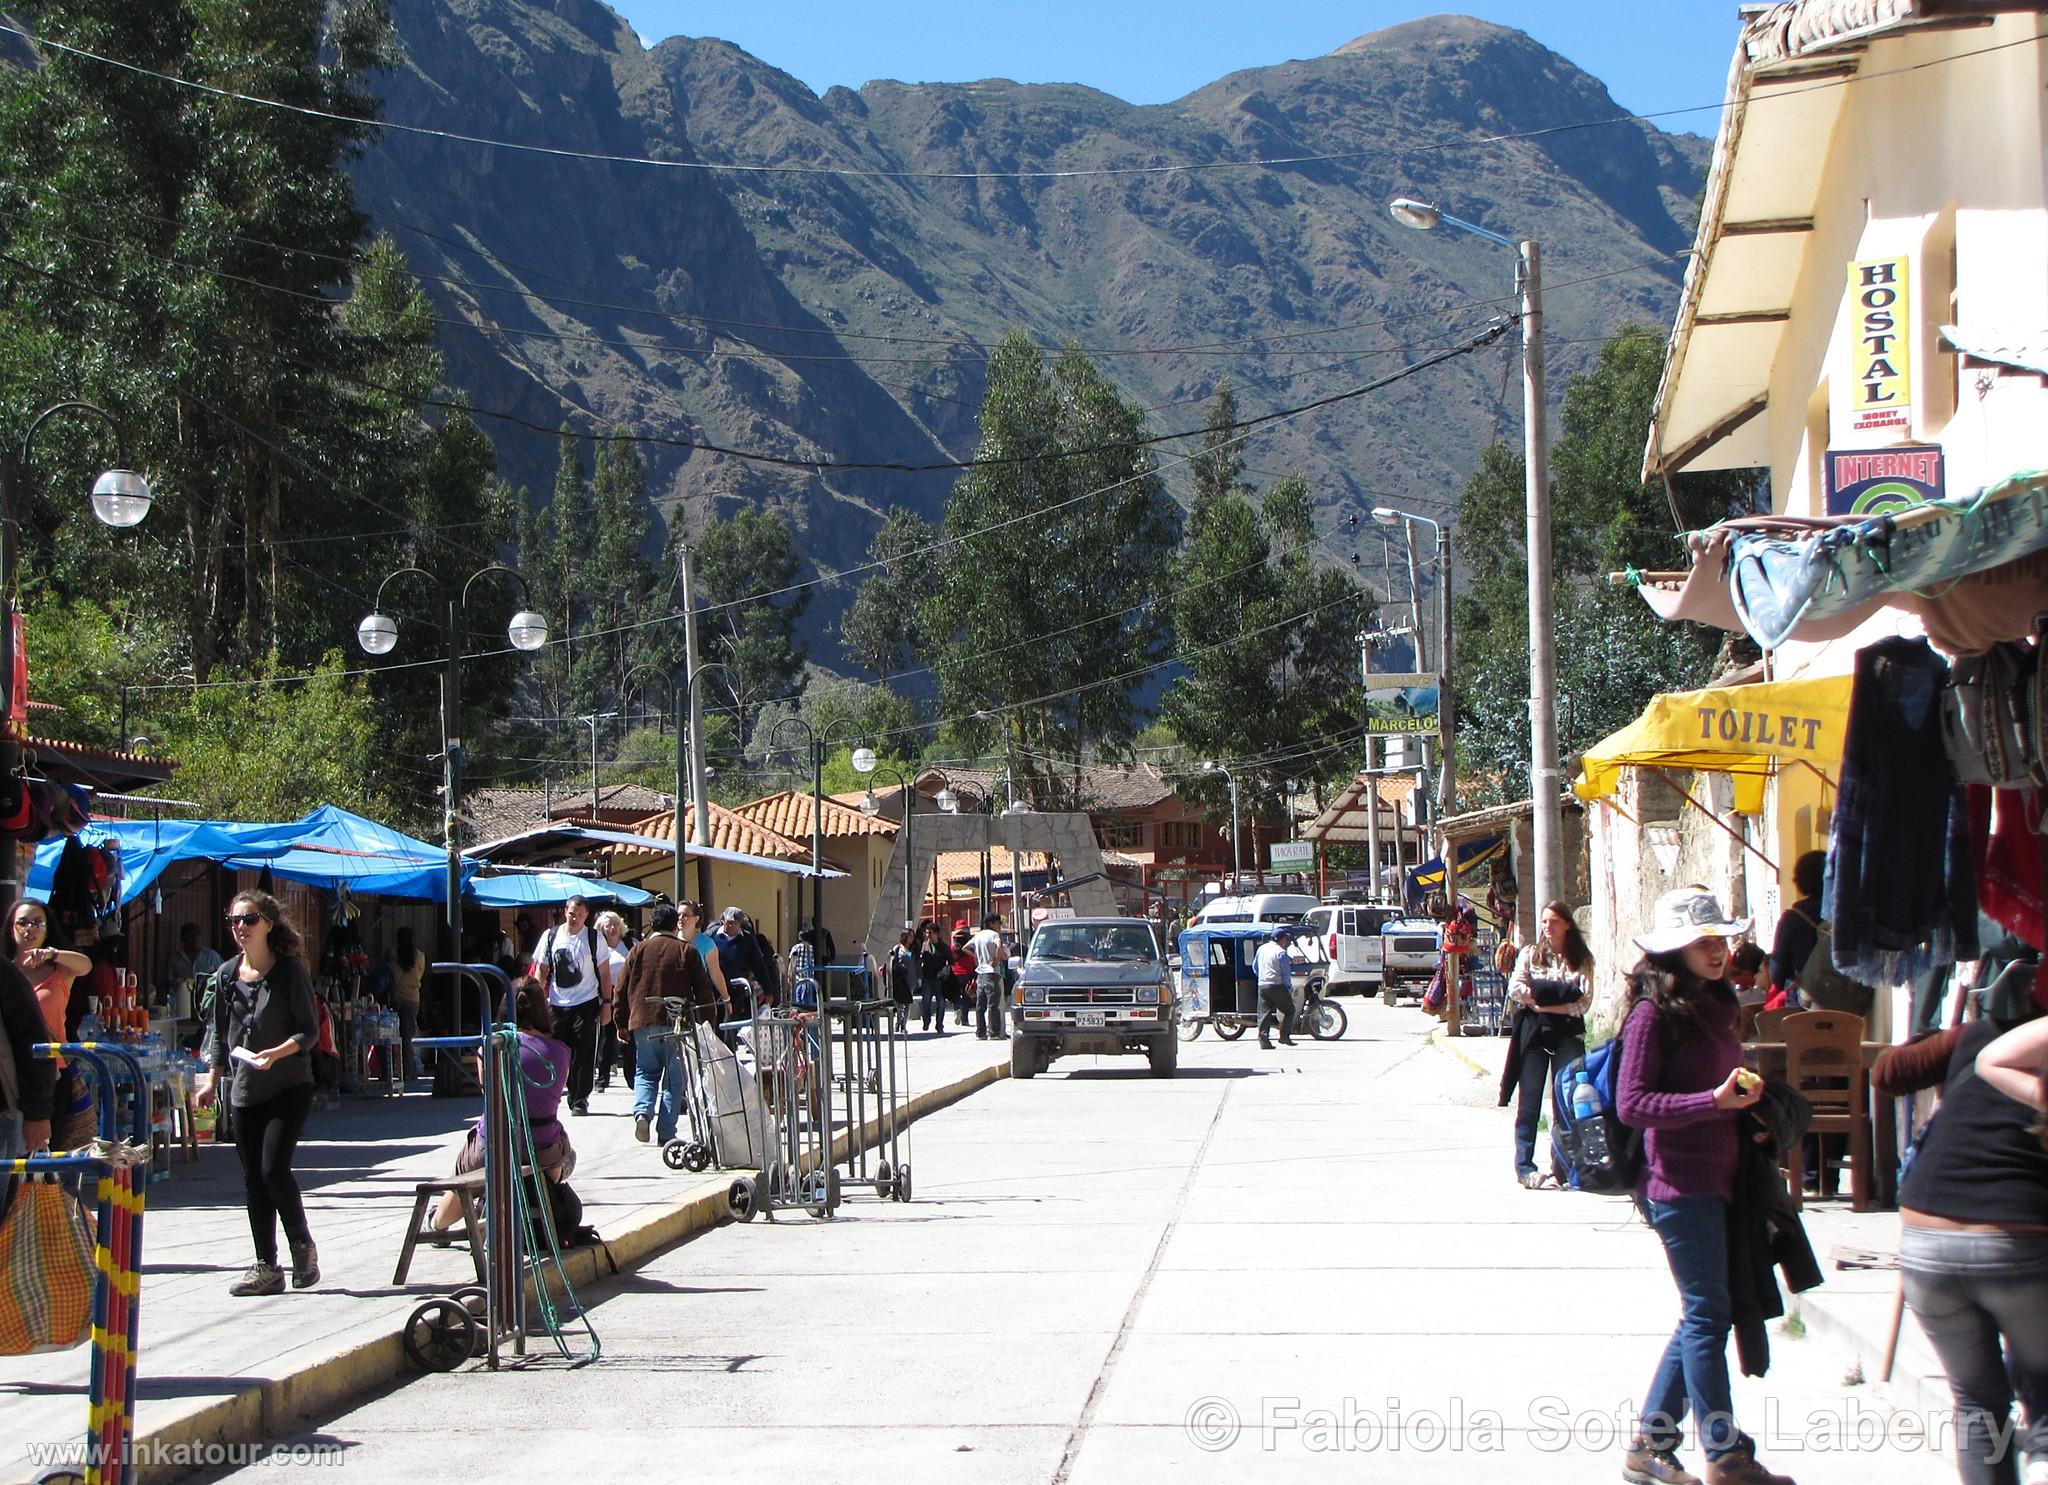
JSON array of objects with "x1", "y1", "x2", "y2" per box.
[
  {"x1": 724, "y1": 1001, "x2": 836, "y2": 1222},
  {"x1": 658, "y1": 998, "x2": 767, "y2": 1175}
]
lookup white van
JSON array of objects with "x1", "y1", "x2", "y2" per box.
[
  {"x1": 1299, "y1": 901, "x2": 1443, "y2": 996},
  {"x1": 1188, "y1": 893, "x2": 1318, "y2": 928}
]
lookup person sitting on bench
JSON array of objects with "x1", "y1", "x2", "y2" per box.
[{"x1": 434, "y1": 977, "x2": 573, "y2": 1229}]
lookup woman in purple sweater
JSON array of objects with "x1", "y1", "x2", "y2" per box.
[{"x1": 1615, "y1": 888, "x2": 1789, "y2": 1485}]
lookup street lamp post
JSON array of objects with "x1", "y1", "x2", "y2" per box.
[
  {"x1": 1372, "y1": 506, "x2": 1455, "y2": 823},
  {"x1": 1390, "y1": 197, "x2": 1559, "y2": 904},
  {"x1": 854, "y1": 750, "x2": 916, "y2": 932},
  {"x1": 0, "y1": 401, "x2": 153, "y2": 919},
  {"x1": 358, "y1": 566, "x2": 548, "y2": 959},
  {"x1": 1203, "y1": 760, "x2": 1241, "y2": 892},
  {"x1": 768, "y1": 715, "x2": 862, "y2": 958}
]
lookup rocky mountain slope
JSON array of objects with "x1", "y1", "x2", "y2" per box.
[{"x1": 353, "y1": 2, "x2": 1709, "y2": 637}]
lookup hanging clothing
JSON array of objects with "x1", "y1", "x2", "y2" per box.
[
  {"x1": 1825, "y1": 636, "x2": 1980, "y2": 986},
  {"x1": 1970, "y1": 784, "x2": 2044, "y2": 952}
]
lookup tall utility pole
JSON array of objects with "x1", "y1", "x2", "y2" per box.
[
  {"x1": 1520, "y1": 240, "x2": 1561, "y2": 906},
  {"x1": 679, "y1": 538, "x2": 713, "y2": 906},
  {"x1": 1435, "y1": 524, "x2": 1456, "y2": 822},
  {"x1": 1363, "y1": 735, "x2": 1382, "y2": 899}
]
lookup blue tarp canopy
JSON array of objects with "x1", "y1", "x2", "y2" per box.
[
  {"x1": 1404, "y1": 834, "x2": 1506, "y2": 909},
  {"x1": 29, "y1": 805, "x2": 650, "y2": 909},
  {"x1": 468, "y1": 872, "x2": 654, "y2": 908}
]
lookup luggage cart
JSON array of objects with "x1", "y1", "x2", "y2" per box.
[
  {"x1": 17, "y1": 1041, "x2": 151, "y2": 1485},
  {"x1": 725, "y1": 1002, "x2": 836, "y2": 1223},
  {"x1": 1463, "y1": 926, "x2": 1511, "y2": 1036},
  {"x1": 401, "y1": 965, "x2": 599, "y2": 1375},
  {"x1": 824, "y1": 988, "x2": 911, "y2": 1204},
  {"x1": 658, "y1": 999, "x2": 766, "y2": 1175}
]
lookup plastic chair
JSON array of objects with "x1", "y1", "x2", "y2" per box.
[{"x1": 1779, "y1": 1009, "x2": 1872, "y2": 1211}]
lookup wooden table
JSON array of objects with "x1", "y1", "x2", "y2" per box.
[{"x1": 1742, "y1": 1040, "x2": 1899, "y2": 1208}]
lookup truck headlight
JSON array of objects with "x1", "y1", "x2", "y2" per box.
[
  {"x1": 1133, "y1": 985, "x2": 1158, "y2": 1003},
  {"x1": 1023, "y1": 985, "x2": 1046, "y2": 1005}
]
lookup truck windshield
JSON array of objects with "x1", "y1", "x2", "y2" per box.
[{"x1": 1029, "y1": 925, "x2": 1156, "y2": 962}]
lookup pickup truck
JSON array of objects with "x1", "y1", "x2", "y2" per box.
[{"x1": 1011, "y1": 917, "x2": 1176, "y2": 1079}]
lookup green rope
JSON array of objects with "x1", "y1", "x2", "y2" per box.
[{"x1": 492, "y1": 1024, "x2": 600, "y2": 1368}]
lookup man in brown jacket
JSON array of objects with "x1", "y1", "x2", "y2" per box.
[{"x1": 615, "y1": 902, "x2": 719, "y2": 1144}]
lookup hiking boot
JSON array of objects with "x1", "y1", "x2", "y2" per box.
[
  {"x1": 229, "y1": 1261, "x2": 285, "y2": 1297},
  {"x1": 289, "y1": 1239, "x2": 320, "y2": 1289},
  {"x1": 633, "y1": 1114, "x2": 651, "y2": 1143},
  {"x1": 1703, "y1": 1443, "x2": 1794, "y2": 1485},
  {"x1": 1622, "y1": 1436, "x2": 1700, "y2": 1485}
]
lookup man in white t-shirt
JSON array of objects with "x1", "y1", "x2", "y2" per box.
[
  {"x1": 532, "y1": 896, "x2": 612, "y2": 1115},
  {"x1": 968, "y1": 914, "x2": 1007, "y2": 1041}
]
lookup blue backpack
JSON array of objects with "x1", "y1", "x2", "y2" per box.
[{"x1": 1549, "y1": 1033, "x2": 1646, "y2": 1194}]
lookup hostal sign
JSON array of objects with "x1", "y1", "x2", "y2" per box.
[{"x1": 1844, "y1": 256, "x2": 1912, "y2": 438}]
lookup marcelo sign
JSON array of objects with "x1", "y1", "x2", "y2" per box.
[{"x1": 1824, "y1": 444, "x2": 1944, "y2": 516}]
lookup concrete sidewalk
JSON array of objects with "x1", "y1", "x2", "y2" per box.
[
  {"x1": 4, "y1": 1022, "x2": 1010, "y2": 1485},
  {"x1": 1424, "y1": 1018, "x2": 1952, "y2": 1414}
]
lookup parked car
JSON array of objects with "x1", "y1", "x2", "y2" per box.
[
  {"x1": 1188, "y1": 892, "x2": 1318, "y2": 927},
  {"x1": 1298, "y1": 899, "x2": 1442, "y2": 997},
  {"x1": 1011, "y1": 917, "x2": 1176, "y2": 1079}
]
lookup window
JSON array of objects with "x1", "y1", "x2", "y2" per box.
[
  {"x1": 1157, "y1": 820, "x2": 1204, "y2": 852},
  {"x1": 1095, "y1": 818, "x2": 1141, "y2": 850}
]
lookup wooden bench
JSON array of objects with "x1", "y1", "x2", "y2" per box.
[{"x1": 394, "y1": 1175, "x2": 487, "y2": 1285}]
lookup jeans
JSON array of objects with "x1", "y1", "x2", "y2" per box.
[
  {"x1": 1641, "y1": 1195, "x2": 1745, "y2": 1462},
  {"x1": 1900, "y1": 1226, "x2": 2048, "y2": 1484},
  {"x1": 919, "y1": 976, "x2": 945, "y2": 1030},
  {"x1": 975, "y1": 973, "x2": 1007, "y2": 1039},
  {"x1": 233, "y1": 1083, "x2": 315, "y2": 1268},
  {"x1": 394, "y1": 996, "x2": 419, "y2": 1077},
  {"x1": 1258, "y1": 984, "x2": 1296, "y2": 1045},
  {"x1": 553, "y1": 999, "x2": 599, "y2": 1107},
  {"x1": 1514, "y1": 1026, "x2": 1584, "y2": 1177},
  {"x1": 631, "y1": 1027, "x2": 685, "y2": 1145}
]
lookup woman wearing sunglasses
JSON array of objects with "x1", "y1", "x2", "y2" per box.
[
  {"x1": 10, "y1": 898, "x2": 94, "y2": 1146},
  {"x1": 195, "y1": 891, "x2": 322, "y2": 1296}
]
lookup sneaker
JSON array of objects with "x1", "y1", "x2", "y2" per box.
[
  {"x1": 1520, "y1": 1171, "x2": 1550, "y2": 1190},
  {"x1": 1623, "y1": 1438, "x2": 1701, "y2": 1485},
  {"x1": 570, "y1": 1101, "x2": 589, "y2": 1117},
  {"x1": 633, "y1": 1114, "x2": 651, "y2": 1143},
  {"x1": 1703, "y1": 1443, "x2": 1794, "y2": 1485},
  {"x1": 289, "y1": 1239, "x2": 320, "y2": 1289},
  {"x1": 229, "y1": 1261, "x2": 285, "y2": 1297}
]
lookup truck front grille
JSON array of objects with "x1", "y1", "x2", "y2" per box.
[{"x1": 1045, "y1": 988, "x2": 1136, "y2": 1006}]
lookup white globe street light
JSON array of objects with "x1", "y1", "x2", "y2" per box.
[
  {"x1": 356, "y1": 611, "x2": 399, "y2": 656},
  {"x1": 90, "y1": 468, "x2": 154, "y2": 528},
  {"x1": 507, "y1": 609, "x2": 549, "y2": 651}
]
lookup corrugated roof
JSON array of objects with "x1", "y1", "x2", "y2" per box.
[
  {"x1": 732, "y1": 789, "x2": 900, "y2": 840},
  {"x1": 1942, "y1": 324, "x2": 2048, "y2": 378},
  {"x1": 911, "y1": 761, "x2": 1177, "y2": 812}
]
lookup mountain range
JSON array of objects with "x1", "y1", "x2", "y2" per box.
[{"x1": 351, "y1": 2, "x2": 1711, "y2": 646}]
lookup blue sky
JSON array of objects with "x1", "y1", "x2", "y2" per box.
[{"x1": 613, "y1": 2, "x2": 1739, "y2": 133}]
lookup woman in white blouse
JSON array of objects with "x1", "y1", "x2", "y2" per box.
[{"x1": 1500, "y1": 899, "x2": 1593, "y2": 1188}]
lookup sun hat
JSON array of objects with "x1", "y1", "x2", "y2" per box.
[{"x1": 1632, "y1": 887, "x2": 1751, "y2": 955}]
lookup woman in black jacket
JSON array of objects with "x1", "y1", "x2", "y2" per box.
[
  {"x1": 195, "y1": 891, "x2": 322, "y2": 1297},
  {"x1": 1499, "y1": 900, "x2": 1592, "y2": 1188},
  {"x1": 915, "y1": 922, "x2": 949, "y2": 1034},
  {"x1": 1874, "y1": 967, "x2": 2048, "y2": 1485}
]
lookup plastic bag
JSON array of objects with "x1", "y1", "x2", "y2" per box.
[{"x1": 0, "y1": 1176, "x2": 95, "y2": 1355}]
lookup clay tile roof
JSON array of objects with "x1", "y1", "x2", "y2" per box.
[
  {"x1": 731, "y1": 789, "x2": 900, "y2": 840},
  {"x1": 603, "y1": 805, "x2": 840, "y2": 868}
]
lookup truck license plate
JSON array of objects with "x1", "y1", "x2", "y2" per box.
[{"x1": 1077, "y1": 1011, "x2": 1106, "y2": 1028}]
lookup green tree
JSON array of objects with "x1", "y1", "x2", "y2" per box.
[
  {"x1": 1451, "y1": 326, "x2": 1763, "y2": 804},
  {"x1": 1159, "y1": 390, "x2": 1371, "y2": 830},
  {"x1": 840, "y1": 508, "x2": 937, "y2": 680},
  {"x1": 924, "y1": 332, "x2": 1181, "y2": 807},
  {"x1": 687, "y1": 506, "x2": 809, "y2": 742}
]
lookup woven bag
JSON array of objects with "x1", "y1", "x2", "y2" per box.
[{"x1": 0, "y1": 1175, "x2": 96, "y2": 1354}]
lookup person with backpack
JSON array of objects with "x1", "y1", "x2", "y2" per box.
[
  {"x1": 1499, "y1": 899, "x2": 1592, "y2": 1189},
  {"x1": 887, "y1": 928, "x2": 916, "y2": 1033},
  {"x1": 434, "y1": 976, "x2": 575, "y2": 1228},
  {"x1": 1874, "y1": 967, "x2": 2048, "y2": 1485},
  {"x1": 1614, "y1": 887, "x2": 1794, "y2": 1485},
  {"x1": 530, "y1": 897, "x2": 610, "y2": 1117}
]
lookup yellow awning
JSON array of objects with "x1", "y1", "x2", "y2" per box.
[{"x1": 1574, "y1": 675, "x2": 1851, "y2": 815}]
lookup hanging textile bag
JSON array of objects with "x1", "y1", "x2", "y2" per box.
[
  {"x1": 0, "y1": 1174, "x2": 96, "y2": 1355},
  {"x1": 1942, "y1": 642, "x2": 2035, "y2": 788}
]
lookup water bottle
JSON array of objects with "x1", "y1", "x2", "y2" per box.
[
  {"x1": 1571, "y1": 1071, "x2": 1610, "y2": 1169},
  {"x1": 78, "y1": 1006, "x2": 106, "y2": 1044},
  {"x1": 1570, "y1": 1070, "x2": 1601, "y2": 1121}
]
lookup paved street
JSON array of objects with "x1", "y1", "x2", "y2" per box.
[
  {"x1": 3, "y1": 1025, "x2": 1009, "y2": 1485},
  {"x1": 234, "y1": 1001, "x2": 1952, "y2": 1485}
]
